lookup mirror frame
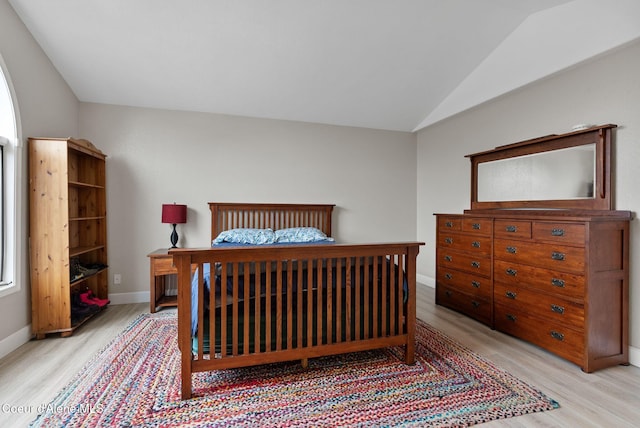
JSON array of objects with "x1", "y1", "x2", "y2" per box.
[{"x1": 467, "y1": 124, "x2": 616, "y2": 210}]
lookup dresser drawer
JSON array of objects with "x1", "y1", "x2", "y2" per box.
[
  {"x1": 437, "y1": 248, "x2": 491, "y2": 277},
  {"x1": 438, "y1": 216, "x2": 462, "y2": 232},
  {"x1": 494, "y1": 220, "x2": 532, "y2": 239},
  {"x1": 462, "y1": 218, "x2": 493, "y2": 235},
  {"x1": 437, "y1": 233, "x2": 492, "y2": 255},
  {"x1": 436, "y1": 285, "x2": 492, "y2": 326},
  {"x1": 437, "y1": 268, "x2": 491, "y2": 300},
  {"x1": 494, "y1": 281, "x2": 584, "y2": 329},
  {"x1": 533, "y1": 222, "x2": 585, "y2": 244},
  {"x1": 494, "y1": 260, "x2": 585, "y2": 299},
  {"x1": 494, "y1": 239, "x2": 585, "y2": 273},
  {"x1": 495, "y1": 303, "x2": 584, "y2": 367}
]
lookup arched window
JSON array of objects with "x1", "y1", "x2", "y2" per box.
[{"x1": 0, "y1": 55, "x2": 21, "y2": 296}]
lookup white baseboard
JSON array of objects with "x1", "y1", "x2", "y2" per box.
[
  {"x1": 417, "y1": 274, "x2": 434, "y2": 288},
  {"x1": 108, "y1": 291, "x2": 149, "y2": 305},
  {"x1": 629, "y1": 344, "x2": 640, "y2": 368},
  {"x1": 0, "y1": 324, "x2": 31, "y2": 360}
]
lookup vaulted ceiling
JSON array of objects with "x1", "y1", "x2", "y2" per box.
[{"x1": 9, "y1": 0, "x2": 640, "y2": 132}]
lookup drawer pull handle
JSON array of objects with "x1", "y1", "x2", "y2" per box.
[
  {"x1": 551, "y1": 278, "x2": 565, "y2": 288},
  {"x1": 472, "y1": 241, "x2": 480, "y2": 248},
  {"x1": 445, "y1": 221, "x2": 453, "y2": 228},
  {"x1": 550, "y1": 331, "x2": 565, "y2": 341},
  {"x1": 505, "y1": 291, "x2": 517, "y2": 299},
  {"x1": 445, "y1": 273, "x2": 453, "y2": 280},
  {"x1": 506, "y1": 268, "x2": 518, "y2": 276},
  {"x1": 472, "y1": 223, "x2": 481, "y2": 230},
  {"x1": 444, "y1": 255, "x2": 452, "y2": 262},
  {"x1": 505, "y1": 225, "x2": 518, "y2": 232},
  {"x1": 445, "y1": 290, "x2": 453, "y2": 297},
  {"x1": 445, "y1": 237, "x2": 453, "y2": 244},
  {"x1": 471, "y1": 280, "x2": 480, "y2": 288},
  {"x1": 550, "y1": 304, "x2": 565, "y2": 314},
  {"x1": 506, "y1": 314, "x2": 517, "y2": 322},
  {"x1": 506, "y1": 246, "x2": 517, "y2": 254},
  {"x1": 471, "y1": 300, "x2": 480, "y2": 308},
  {"x1": 551, "y1": 251, "x2": 565, "y2": 261},
  {"x1": 471, "y1": 261, "x2": 480, "y2": 268},
  {"x1": 551, "y1": 228, "x2": 565, "y2": 236}
]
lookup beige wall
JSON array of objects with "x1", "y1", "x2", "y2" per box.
[
  {"x1": 78, "y1": 103, "x2": 417, "y2": 301},
  {"x1": 0, "y1": 0, "x2": 78, "y2": 345},
  {"x1": 417, "y1": 39, "x2": 640, "y2": 356}
]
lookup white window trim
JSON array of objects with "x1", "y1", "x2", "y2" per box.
[{"x1": 0, "y1": 55, "x2": 23, "y2": 299}]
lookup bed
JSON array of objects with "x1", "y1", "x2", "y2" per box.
[{"x1": 171, "y1": 202, "x2": 423, "y2": 399}]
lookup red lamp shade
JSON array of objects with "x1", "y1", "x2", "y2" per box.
[{"x1": 162, "y1": 204, "x2": 187, "y2": 224}]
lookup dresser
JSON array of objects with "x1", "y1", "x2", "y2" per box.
[
  {"x1": 436, "y1": 211, "x2": 630, "y2": 372},
  {"x1": 435, "y1": 124, "x2": 631, "y2": 372}
]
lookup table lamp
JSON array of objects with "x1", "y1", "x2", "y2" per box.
[{"x1": 161, "y1": 203, "x2": 187, "y2": 248}]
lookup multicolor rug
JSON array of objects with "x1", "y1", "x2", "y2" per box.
[{"x1": 31, "y1": 313, "x2": 558, "y2": 427}]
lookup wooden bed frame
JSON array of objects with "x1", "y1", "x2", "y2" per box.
[{"x1": 171, "y1": 202, "x2": 423, "y2": 399}]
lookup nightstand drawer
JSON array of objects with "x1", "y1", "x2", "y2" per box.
[{"x1": 153, "y1": 257, "x2": 177, "y2": 275}]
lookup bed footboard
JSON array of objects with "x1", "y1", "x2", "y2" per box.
[{"x1": 172, "y1": 242, "x2": 422, "y2": 400}]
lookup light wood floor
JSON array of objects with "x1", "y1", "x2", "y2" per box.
[{"x1": 1, "y1": 287, "x2": 639, "y2": 427}]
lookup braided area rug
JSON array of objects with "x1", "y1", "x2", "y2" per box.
[{"x1": 31, "y1": 313, "x2": 558, "y2": 427}]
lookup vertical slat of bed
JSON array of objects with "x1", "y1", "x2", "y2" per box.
[
  {"x1": 354, "y1": 257, "x2": 361, "y2": 341},
  {"x1": 390, "y1": 256, "x2": 396, "y2": 335},
  {"x1": 372, "y1": 256, "x2": 379, "y2": 338},
  {"x1": 381, "y1": 257, "x2": 387, "y2": 337},
  {"x1": 197, "y1": 265, "x2": 205, "y2": 361},
  {"x1": 220, "y1": 263, "x2": 228, "y2": 358},
  {"x1": 276, "y1": 261, "x2": 283, "y2": 351},
  {"x1": 265, "y1": 262, "x2": 272, "y2": 352},
  {"x1": 325, "y1": 258, "x2": 333, "y2": 345},
  {"x1": 254, "y1": 262, "x2": 262, "y2": 354},
  {"x1": 397, "y1": 253, "x2": 405, "y2": 336},
  {"x1": 363, "y1": 256, "x2": 370, "y2": 339},
  {"x1": 244, "y1": 262, "x2": 251, "y2": 355},
  {"x1": 345, "y1": 257, "x2": 352, "y2": 341},
  {"x1": 297, "y1": 260, "x2": 304, "y2": 348},
  {"x1": 286, "y1": 261, "x2": 294, "y2": 350},
  {"x1": 232, "y1": 264, "x2": 239, "y2": 355},
  {"x1": 306, "y1": 261, "x2": 314, "y2": 346},
  {"x1": 316, "y1": 259, "x2": 323, "y2": 345},
  {"x1": 336, "y1": 258, "x2": 343, "y2": 343},
  {"x1": 209, "y1": 262, "x2": 216, "y2": 358}
]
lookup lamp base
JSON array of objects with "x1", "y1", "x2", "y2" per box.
[{"x1": 170, "y1": 224, "x2": 179, "y2": 248}]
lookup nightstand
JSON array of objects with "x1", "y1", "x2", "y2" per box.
[{"x1": 147, "y1": 248, "x2": 178, "y2": 313}]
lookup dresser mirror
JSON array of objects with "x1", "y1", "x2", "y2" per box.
[{"x1": 467, "y1": 124, "x2": 615, "y2": 210}]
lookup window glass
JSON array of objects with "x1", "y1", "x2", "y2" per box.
[{"x1": 0, "y1": 59, "x2": 19, "y2": 294}]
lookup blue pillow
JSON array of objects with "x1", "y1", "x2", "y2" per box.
[
  {"x1": 212, "y1": 228, "x2": 277, "y2": 245},
  {"x1": 275, "y1": 227, "x2": 334, "y2": 243}
]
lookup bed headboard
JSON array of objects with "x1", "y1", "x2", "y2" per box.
[{"x1": 209, "y1": 202, "x2": 335, "y2": 241}]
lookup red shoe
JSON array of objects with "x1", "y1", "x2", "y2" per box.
[{"x1": 80, "y1": 290, "x2": 110, "y2": 307}]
